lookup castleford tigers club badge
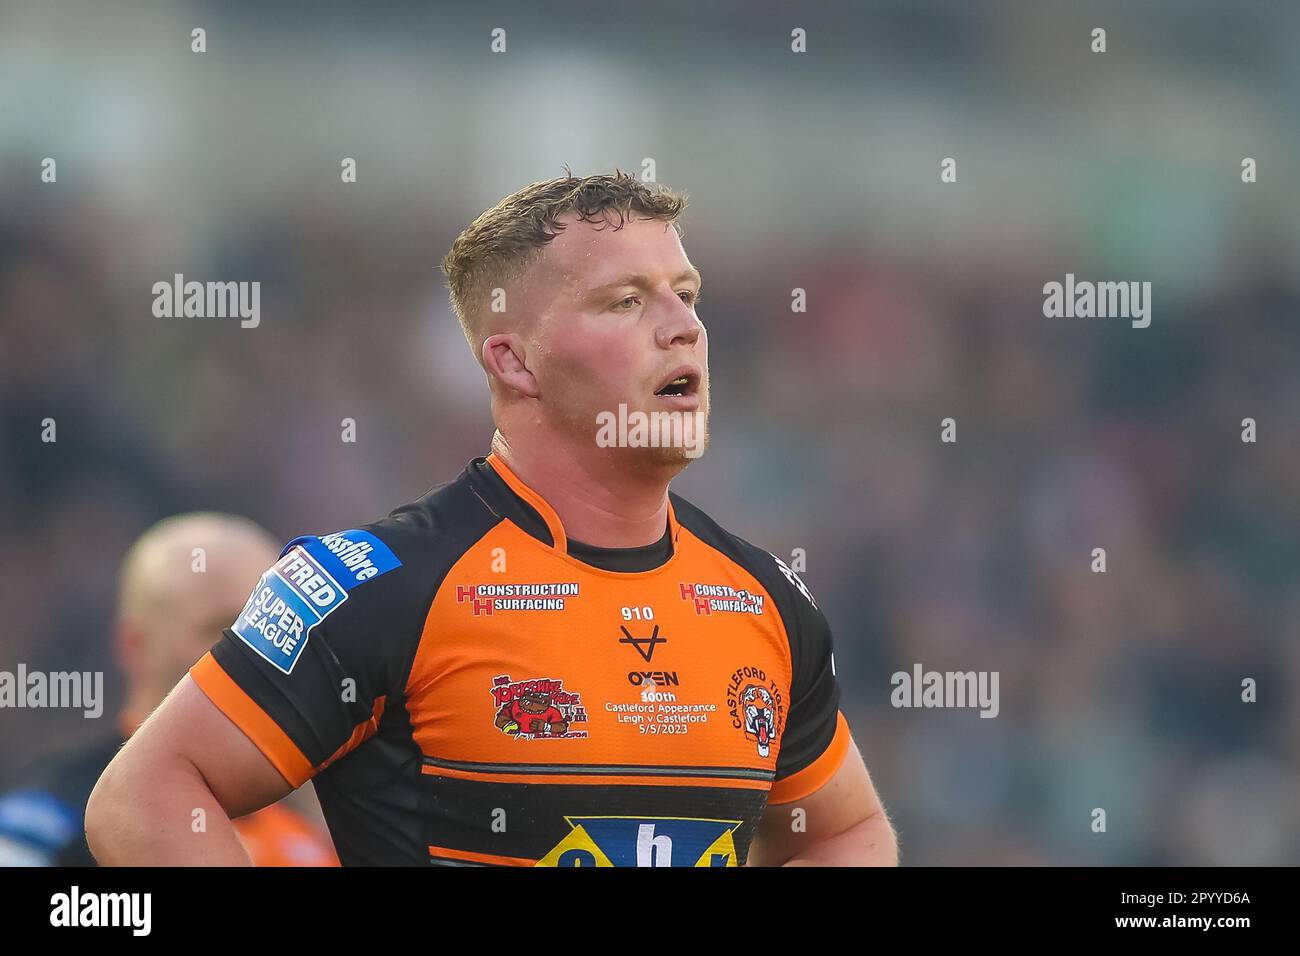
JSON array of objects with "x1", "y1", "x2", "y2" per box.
[
  {"x1": 726, "y1": 665, "x2": 785, "y2": 758},
  {"x1": 491, "y1": 674, "x2": 589, "y2": 739}
]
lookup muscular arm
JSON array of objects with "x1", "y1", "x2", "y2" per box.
[
  {"x1": 85, "y1": 675, "x2": 294, "y2": 866},
  {"x1": 747, "y1": 733, "x2": 898, "y2": 867}
]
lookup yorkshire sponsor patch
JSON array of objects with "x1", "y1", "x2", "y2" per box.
[
  {"x1": 490, "y1": 674, "x2": 588, "y2": 739},
  {"x1": 232, "y1": 531, "x2": 401, "y2": 675}
]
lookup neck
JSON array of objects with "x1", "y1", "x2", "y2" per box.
[{"x1": 490, "y1": 429, "x2": 675, "y2": 548}]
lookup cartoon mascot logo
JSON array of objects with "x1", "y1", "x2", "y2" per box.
[
  {"x1": 741, "y1": 684, "x2": 777, "y2": 758},
  {"x1": 491, "y1": 675, "x2": 588, "y2": 739}
]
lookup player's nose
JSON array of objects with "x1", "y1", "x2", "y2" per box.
[{"x1": 654, "y1": 292, "x2": 702, "y2": 350}]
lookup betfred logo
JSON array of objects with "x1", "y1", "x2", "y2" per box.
[
  {"x1": 231, "y1": 548, "x2": 348, "y2": 675},
  {"x1": 678, "y1": 582, "x2": 764, "y2": 616},
  {"x1": 490, "y1": 674, "x2": 589, "y2": 739},
  {"x1": 276, "y1": 551, "x2": 342, "y2": 609}
]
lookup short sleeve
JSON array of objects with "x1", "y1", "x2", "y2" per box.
[
  {"x1": 767, "y1": 555, "x2": 851, "y2": 804},
  {"x1": 190, "y1": 529, "x2": 409, "y2": 787}
]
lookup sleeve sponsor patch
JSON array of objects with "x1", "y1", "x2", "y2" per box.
[
  {"x1": 231, "y1": 530, "x2": 401, "y2": 675},
  {"x1": 285, "y1": 529, "x2": 402, "y2": 587}
]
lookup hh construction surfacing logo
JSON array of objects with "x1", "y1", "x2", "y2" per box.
[
  {"x1": 678, "y1": 581, "x2": 765, "y2": 615},
  {"x1": 455, "y1": 581, "x2": 580, "y2": 615}
]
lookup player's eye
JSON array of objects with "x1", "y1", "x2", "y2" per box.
[
  {"x1": 678, "y1": 290, "x2": 700, "y2": 306},
  {"x1": 614, "y1": 295, "x2": 640, "y2": 310}
]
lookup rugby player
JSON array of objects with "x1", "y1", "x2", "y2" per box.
[
  {"x1": 86, "y1": 171, "x2": 898, "y2": 866},
  {"x1": 1, "y1": 514, "x2": 336, "y2": 866}
]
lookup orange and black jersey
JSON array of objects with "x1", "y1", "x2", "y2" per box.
[{"x1": 191, "y1": 454, "x2": 850, "y2": 866}]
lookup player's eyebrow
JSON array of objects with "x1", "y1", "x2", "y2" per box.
[{"x1": 585, "y1": 267, "x2": 702, "y2": 301}]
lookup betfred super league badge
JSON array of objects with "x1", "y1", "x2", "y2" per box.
[{"x1": 491, "y1": 675, "x2": 589, "y2": 739}]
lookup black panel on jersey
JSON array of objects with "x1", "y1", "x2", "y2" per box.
[
  {"x1": 567, "y1": 522, "x2": 673, "y2": 572},
  {"x1": 466, "y1": 458, "x2": 553, "y2": 546},
  {"x1": 312, "y1": 732, "x2": 430, "y2": 866}
]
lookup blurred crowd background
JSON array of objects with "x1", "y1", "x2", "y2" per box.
[{"x1": 2, "y1": 0, "x2": 1298, "y2": 864}]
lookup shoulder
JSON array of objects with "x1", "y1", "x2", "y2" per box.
[
  {"x1": 280, "y1": 470, "x2": 503, "y2": 602},
  {"x1": 670, "y1": 492, "x2": 821, "y2": 619},
  {"x1": 227, "y1": 469, "x2": 504, "y2": 677},
  {"x1": 308, "y1": 470, "x2": 501, "y2": 569}
]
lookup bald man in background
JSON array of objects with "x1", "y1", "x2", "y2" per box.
[{"x1": 0, "y1": 513, "x2": 337, "y2": 866}]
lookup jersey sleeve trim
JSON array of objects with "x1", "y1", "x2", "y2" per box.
[
  {"x1": 318, "y1": 696, "x2": 387, "y2": 773},
  {"x1": 190, "y1": 652, "x2": 315, "y2": 788},
  {"x1": 766, "y1": 710, "x2": 850, "y2": 805}
]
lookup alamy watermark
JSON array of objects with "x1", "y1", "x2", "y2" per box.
[
  {"x1": 596, "y1": 404, "x2": 706, "y2": 458},
  {"x1": 0, "y1": 664, "x2": 103, "y2": 718},
  {"x1": 1042, "y1": 273, "x2": 1151, "y2": 328},
  {"x1": 890, "y1": 663, "x2": 999, "y2": 718},
  {"x1": 50, "y1": 886, "x2": 151, "y2": 936},
  {"x1": 151, "y1": 273, "x2": 260, "y2": 328}
]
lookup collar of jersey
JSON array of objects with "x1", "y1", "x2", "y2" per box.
[{"x1": 483, "y1": 451, "x2": 683, "y2": 574}]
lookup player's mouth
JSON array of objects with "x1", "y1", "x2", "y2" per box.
[{"x1": 653, "y1": 366, "x2": 702, "y2": 409}]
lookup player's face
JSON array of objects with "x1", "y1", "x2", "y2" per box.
[{"x1": 526, "y1": 213, "x2": 709, "y2": 468}]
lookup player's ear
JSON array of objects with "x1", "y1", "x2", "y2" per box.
[
  {"x1": 482, "y1": 332, "x2": 540, "y2": 399},
  {"x1": 115, "y1": 618, "x2": 147, "y2": 682}
]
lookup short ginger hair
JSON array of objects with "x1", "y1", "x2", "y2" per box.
[{"x1": 440, "y1": 166, "x2": 688, "y2": 356}]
